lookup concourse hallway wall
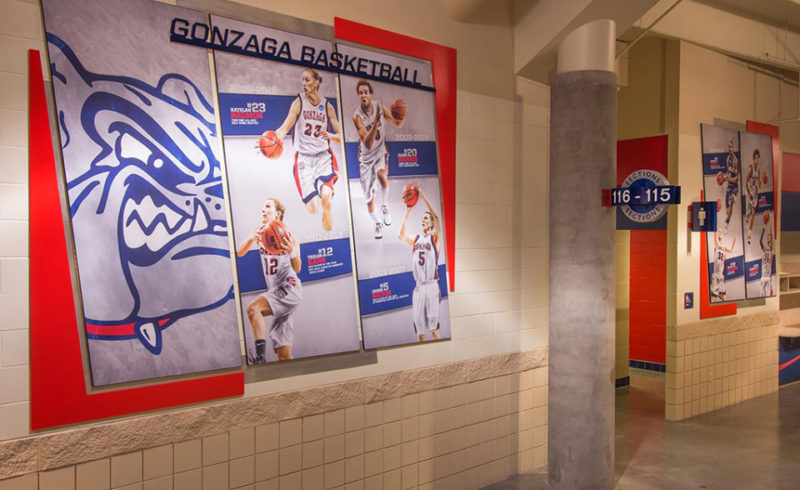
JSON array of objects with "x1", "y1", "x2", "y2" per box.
[{"x1": 0, "y1": 0, "x2": 551, "y2": 488}]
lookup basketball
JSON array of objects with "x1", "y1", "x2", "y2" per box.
[
  {"x1": 402, "y1": 183, "x2": 419, "y2": 207},
  {"x1": 763, "y1": 211, "x2": 770, "y2": 225},
  {"x1": 259, "y1": 220, "x2": 288, "y2": 254},
  {"x1": 716, "y1": 172, "x2": 725, "y2": 186},
  {"x1": 391, "y1": 99, "x2": 407, "y2": 121},
  {"x1": 716, "y1": 198, "x2": 721, "y2": 211},
  {"x1": 762, "y1": 173, "x2": 768, "y2": 186},
  {"x1": 258, "y1": 130, "x2": 283, "y2": 159}
]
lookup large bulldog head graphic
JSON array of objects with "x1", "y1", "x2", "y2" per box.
[{"x1": 48, "y1": 34, "x2": 234, "y2": 354}]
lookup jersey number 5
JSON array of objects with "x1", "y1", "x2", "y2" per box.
[{"x1": 418, "y1": 251, "x2": 425, "y2": 266}]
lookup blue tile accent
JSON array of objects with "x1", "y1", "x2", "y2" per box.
[
  {"x1": 629, "y1": 359, "x2": 666, "y2": 373},
  {"x1": 615, "y1": 376, "x2": 630, "y2": 388}
]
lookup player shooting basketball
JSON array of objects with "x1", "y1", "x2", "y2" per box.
[
  {"x1": 261, "y1": 68, "x2": 342, "y2": 231},
  {"x1": 744, "y1": 148, "x2": 763, "y2": 245},
  {"x1": 398, "y1": 183, "x2": 441, "y2": 342},
  {"x1": 237, "y1": 198, "x2": 302, "y2": 363},
  {"x1": 722, "y1": 140, "x2": 739, "y2": 226},
  {"x1": 352, "y1": 79, "x2": 405, "y2": 239}
]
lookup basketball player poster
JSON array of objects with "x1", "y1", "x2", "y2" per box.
[
  {"x1": 213, "y1": 16, "x2": 361, "y2": 364},
  {"x1": 739, "y1": 131, "x2": 776, "y2": 298},
  {"x1": 701, "y1": 124, "x2": 746, "y2": 303},
  {"x1": 338, "y1": 44, "x2": 451, "y2": 349},
  {"x1": 40, "y1": 0, "x2": 242, "y2": 385}
]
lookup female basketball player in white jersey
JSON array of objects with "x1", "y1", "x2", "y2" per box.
[
  {"x1": 266, "y1": 68, "x2": 342, "y2": 231},
  {"x1": 398, "y1": 184, "x2": 442, "y2": 342}
]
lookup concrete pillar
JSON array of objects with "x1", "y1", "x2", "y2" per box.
[{"x1": 548, "y1": 20, "x2": 617, "y2": 490}]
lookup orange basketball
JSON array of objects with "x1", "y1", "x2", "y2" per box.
[
  {"x1": 716, "y1": 172, "x2": 725, "y2": 186},
  {"x1": 258, "y1": 130, "x2": 283, "y2": 159},
  {"x1": 260, "y1": 220, "x2": 288, "y2": 254},
  {"x1": 391, "y1": 99, "x2": 407, "y2": 121},
  {"x1": 763, "y1": 211, "x2": 771, "y2": 225},
  {"x1": 762, "y1": 173, "x2": 768, "y2": 186},
  {"x1": 402, "y1": 183, "x2": 419, "y2": 208}
]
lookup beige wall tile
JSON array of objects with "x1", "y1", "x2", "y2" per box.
[
  {"x1": 383, "y1": 468, "x2": 401, "y2": 490},
  {"x1": 202, "y1": 433, "x2": 229, "y2": 466},
  {"x1": 383, "y1": 421, "x2": 401, "y2": 448},
  {"x1": 230, "y1": 456, "x2": 255, "y2": 488},
  {"x1": 324, "y1": 410, "x2": 345, "y2": 437},
  {"x1": 255, "y1": 478, "x2": 278, "y2": 490},
  {"x1": 173, "y1": 440, "x2": 201, "y2": 473},
  {"x1": 383, "y1": 446, "x2": 401, "y2": 472},
  {"x1": 279, "y1": 472, "x2": 301, "y2": 490},
  {"x1": 344, "y1": 406, "x2": 364, "y2": 433},
  {"x1": 323, "y1": 460, "x2": 344, "y2": 489},
  {"x1": 77, "y1": 459, "x2": 110, "y2": 490},
  {"x1": 401, "y1": 464, "x2": 418, "y2": 490},
  {"x1": 256, "y1": 423, "x2": 279, "y2": 453},
  {"x1": 141, "y1": 476, "x2": 171, "y2": 490},
  {"x1": 303, "y1": 440, "x2": 324, "y2": 468},
  {"x1": 364, "y1": 450, "x2": 382, "y2": 478},
  {"x1": 230, "y1": 427, "x2": 255, "y2": 459},
  {"x1": 173, "y1": 469, "x2": 201, "y2": 490},
  {"x1": 324, "y1": 435, "x2": 344, "y2": 464},
  {"x1": 344, "y1": 430, "x2": 364, "y2": 459},
  {"x1": 202, "y1": 462, "x2": 227, "y2": 490},
  {"x1": 280, "y1": 419, "x2": 302, "y2": 447},
  {"x1": 301, "y1": 466, "x2": 323, "y2": 490},
  {"x1": 364, "y1": 402, "x2": 383, "y2": 427},
  {"x1": 254, "y1": 450, "x2": 278, "y2": 482},
  {"x1": 40, "y1": 466, "x2": 74, "y2": 490},
  {"x1": 143, "y1": 445, "x2": 172, "y2": 481},
  {"x1": 303, "y1": 414, "x2": 324, "y2": 443},
  {"x1": 279, "y1": 445, "x2": 302, "y2": 476},
  {"x1": 344, "y1": 455, "x2": 364, "y2": 483},
  {"x1": 383, "y1": 399, "x2": 402, "y2": 423},
  {"x1": 363, "y1": 474, "x2": 382, "y2": 489},
  {"x1": 364, "y1": 426, "x2": 383, "y2": 452},
  {"x1": 111, "y1": 452, "x2": 142, "y2": 488}
]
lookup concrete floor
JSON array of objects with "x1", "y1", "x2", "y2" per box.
[{"x1": 485, "y1": 368, "x2": 800, "y2": 489}]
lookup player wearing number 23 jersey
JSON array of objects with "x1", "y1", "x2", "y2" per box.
[
  {"x1": 267, "y1": 68, "x2": 343, "y2": 231},
  {"x1": 399, "y1": 184, "x2": 442, "y2": 342},
  {"x1": 237, "y1": 198, "x2": 302, "y2": 363}
]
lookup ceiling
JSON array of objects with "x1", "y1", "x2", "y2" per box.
[{"x1": 698, "y1": 0, "x2": 800, "y2": 33}]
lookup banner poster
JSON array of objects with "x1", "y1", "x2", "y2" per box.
[
  {"x1": 337, "y1": 44, "x2": 451, "y2": 349},
  {"x1": 739, "y1": 131, "x2": 776, "y2": 298},
  {"x1": 40, "y1": 0, "x2": 242, "y2": 385},
  {"x1": 212, "y1": 16, "x2": 361, "y2": 364},
  {"x1": 701, "y1": 124, "x2": 746, "y2": 303}
]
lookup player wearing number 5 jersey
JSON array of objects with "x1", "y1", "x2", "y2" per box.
[
  {"x1": 398, "y1": 184, "x2": 441, "y2": 342},
  {"x1": 266, "y1": 68, "x2": 342, "y2": 231},
  {"x1": 237, "y1": 199, "x2": 302, "y2": 363}
]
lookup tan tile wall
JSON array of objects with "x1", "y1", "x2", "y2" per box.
[
  {"x1": 665, "y1": 311, "x2": 779, "y2": 421},
  {"x1": 0, "y1": 366, "x2": 547, "y2": 490}
]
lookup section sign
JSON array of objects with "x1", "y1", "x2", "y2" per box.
[
  {"x1": 338, "y1": 44, "x2": 451, "y2": 349},
  {"x1": 212, "y1": 16, "x2": 360, "y2": 364},
  {"x1": 739, "y1": 131, "x2": 776, "y2": 298},
  {"x1": 701, "y1": 124, "x2": 746, "y2": 303},
  {"x1": 40, "y1": 0, "x2": 242, "y2": 385}
]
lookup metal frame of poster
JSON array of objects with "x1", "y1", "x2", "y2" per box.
[
  {"x1": 41, "y1": 0, "x2": 242, "y2": 386},
  {"x1": 337, "y1": 44, "x2": 451, "y2": 349},
  {"x1": 212, "y1": 16, "x2": 362, "y2": 364},
  {"x1": 739, "y1": 131, "x2": 776, "y2": 298}
]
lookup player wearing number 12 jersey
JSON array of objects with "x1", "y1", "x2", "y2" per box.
[
  {"x1": 237, "y1": 199, "x2": 302, "y2": 363},
  {"x1": 398, "y1": 184, "x2": 442, "y2": 342},
  {"x1": 266, "y1": 68, "x2": 342, "y2": 231}
]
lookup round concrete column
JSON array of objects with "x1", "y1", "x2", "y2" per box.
[{"x1": 548, "y1": 20, "x2": 617, "y2": 490}]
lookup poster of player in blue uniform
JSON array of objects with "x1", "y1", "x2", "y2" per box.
[
  {"x1": 338, "y1": 45, "x2": 451, "y2": 349},
  {"x1": 40, "y1": 0, "x2": 242, "y2": 385},
  {"x1": 213, "y1": 16, "x2": 361, "y2": 363},
  {"x1": 701, "y1": 124, "x2": 746, "y2": 302},
  {"x1": 739, "y1": 131, "x2": 776, "y2": 298}
]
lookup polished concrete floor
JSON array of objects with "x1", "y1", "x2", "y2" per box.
[{"x1": 485, "y1": 369, "x2": 800, "y2": 489}]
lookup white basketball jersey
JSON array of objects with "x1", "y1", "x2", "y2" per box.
[
  {"x1": 355, "y1": 101, "x2": 386, "y2": 162},
  {"x1": 762, "y1": 231, "x2": 773, "y2": 277},
  {"x1": 747, "y1": 164, "x2": 760, "y2": 196},
  {"x1": 713, "y1": 246, "x2": 725, "y2": 276},
  {"x1": 259, "y1": 242, "x2": 299, "y2": 291},
  {"x1": 412, "y1": 233, "x2": 439, "y2": 284},
  {"x1": 294, "y1": 93, "x2": 329, "y2": 155}
]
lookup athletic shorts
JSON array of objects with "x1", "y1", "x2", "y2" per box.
[
  {"x1": 711, "y1": 272, "x2": 725, "y2": 298},
  {"x1": 294, "y1": 150, "x2": 339, "y2": 203},
  {"x1": 726, "y1": 184, "x2": 738, "y2": 207},
  {"x1": 259, "y1": 280, "x2": 302, "y2": 349},
  {"x1": 413, "y1": 281, "x2": 440, "y2": 335},
  {"x1": 359, "y1": 153, "x2": 388, "y2": 201}
]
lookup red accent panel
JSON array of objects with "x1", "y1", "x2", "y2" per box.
[
  {"x1": 699, "y1": 190, "x2": 737, "y2": 319},
  {"x1": 783, "y1": 153, "x2": 800, "y2": 193},
  {"x1": 28, "y1": 50, "x2": 243, "y2": 431},
  {"x1": 618, "y1": 136, "x2": 668, "y2": 364},
  {"x1": 335, "y1": 18, "x2": 457, "y2": 291}
]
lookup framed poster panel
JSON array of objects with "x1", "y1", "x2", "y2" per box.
[
  {"x1": 700, "y1": 124, "x2": 746, "y2": 303},
  {"x1": 41, "y1": 0, "x2": 242, "y2": 386},
  {"x1": 739, "y1": 131, "x2": 776, "y2": 298},
  {"x1": 337, "y1": 44, "x2": 451, "y2": 349},
  {"x1": 212, "y1": 16, "x2": 361, "y2": 364}
]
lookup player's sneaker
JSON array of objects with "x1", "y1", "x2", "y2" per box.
[
  {"x1": 382, "y1": 204, "x2": 392, "y2": 226},
  {"x1": 374, "y1": 222, "x2": 383, "y2": 239},
  {"x1": 747, "y1": 232, "x2": 751, "y2": 245}
]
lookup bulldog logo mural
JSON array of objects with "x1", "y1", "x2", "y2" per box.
[{"x1": 46, "y1": 33, "x2": 241, "y2": 381}]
